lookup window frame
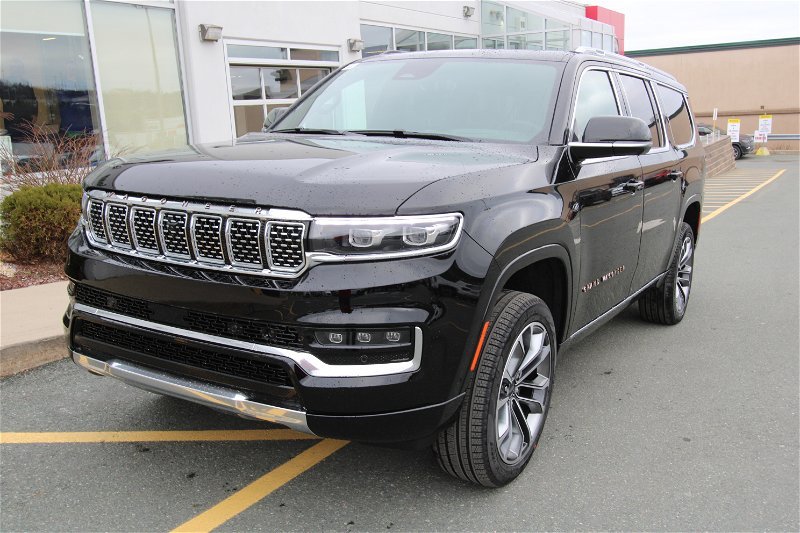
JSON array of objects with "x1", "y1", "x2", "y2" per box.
[
  {"x1": 615, "y1": 71, "x2": 669, "y2": 154},
  {"x1": 653, "y1": 82, "x2": 697, "y2": 149},
  {"x1": 568, "y1": 66, "x2": 623, "y2": 145}
]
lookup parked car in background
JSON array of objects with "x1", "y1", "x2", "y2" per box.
[{"x1": 698, "y1": 123, "x2": 754, "y2": 159}]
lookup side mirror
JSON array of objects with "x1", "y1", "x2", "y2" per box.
[
  {"x1": 263, "y1": 107, "x2": 288, "y2": 131},
  {"x1": 569, "y1": 116, "x2": 652, "y2": 161}
]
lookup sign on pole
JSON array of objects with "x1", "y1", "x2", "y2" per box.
[
  {"x1": 758, "y1": 114, "x2": 772, "y2": 133},
  {"x1": 727, "y1": 118, "x2": 740, "y2": 143},
  {"x1": 754, "y1": 130, "x2": 768, "y2": 143}
]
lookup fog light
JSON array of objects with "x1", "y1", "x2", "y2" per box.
[
  {"x1": 385, "y1": 331, "x2": 401, "y2": 342},
  {"x1": 328, "y1": 332, "x2": 344, "y2": 344},
  {"x1": 356, "y1": 332, "x2": 372, "y2": 343}
]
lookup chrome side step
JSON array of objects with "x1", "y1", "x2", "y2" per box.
[{"x1": 72, "y1": 351, "x2": 314, "y2": 435}]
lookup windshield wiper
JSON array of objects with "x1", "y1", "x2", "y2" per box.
[
  {"x1": 347, "y1": 130, "x2": 470, "y2": 142},
  {"x1": 271, "y1": 127, "x2": 347, "y2": 135}
]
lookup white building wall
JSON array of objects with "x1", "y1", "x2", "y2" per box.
[{"x1": 359, "y1": 1, "x2": 479, "y2": 35}]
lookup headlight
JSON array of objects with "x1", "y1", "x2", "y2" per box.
[
  {"x1": 80, "y1": 190, "x2": 89, "y2": 226},
  {"x1": 308, "y1": 213, "x2": 463, "y2": 260}
]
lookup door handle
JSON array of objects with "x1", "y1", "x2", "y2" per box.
[
  {"x1": 622, "y1": 179, "x2": 644, "y2": 193},
  {"x1": 669, "y1": 170, "x2": 684, "y2": 181}
]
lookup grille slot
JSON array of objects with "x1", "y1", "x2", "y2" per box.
[
  {"x1": 83, "y1": 193, "x2": 307, "y2": 276},
  {"x1": 267, "y1": 222, "x2": 305, "y2": 271},
  {"x1": 228, "y1": 219, "x2": 263, "y2": 266},
  {"x1": 106, "y1": 204, "x2": 131, "y2": 246},
  {"x1": 88, "y1": 200, "x2": 107, "y2": 242},
  {"x1": 79, "y1": 320, "x2": 292, "y2": 387},
  {"x1": 160, "y1": 211, "x2": 191, "y2": 257},
  {"x1": 131, "y1": 207, "x2": 158, "y2": 252},
  {"x1": 75, "y1": 285, "x2": 153, "y2": 320},
  {"x1": 192, "y1": 215, "x2": 225, "y2": 263}
]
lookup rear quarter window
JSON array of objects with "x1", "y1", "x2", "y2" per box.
[{"x1": 656, "y1": 85, "x2": 694, "y2": 147}]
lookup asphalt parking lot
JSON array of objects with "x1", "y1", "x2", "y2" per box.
[{"x1": 1, "y1": 155, "x2": 798, "y2": 532}]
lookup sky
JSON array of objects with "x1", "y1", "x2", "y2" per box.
[{"x1": 595, "y1": 0, "x2": 800, "y2": 51}]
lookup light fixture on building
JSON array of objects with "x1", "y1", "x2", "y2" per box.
[
  {"x1": 199, "y1": 24, "x2": 223, "y2": 42},
  {"x1": 463, "y1": 5, "x2": 475, "y2": 18},
  {"x1": 348, "y1": 38, "x2": 364, "y2": 52}
]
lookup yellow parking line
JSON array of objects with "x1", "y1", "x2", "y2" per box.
[
  {"x1": 172, "y1": 439, "x2": 348, "y2": 533},
  {"x1": 0, "y1": 429, "x2": 319, "y2": 444},
  {"x1": 702, "y1": 169, "x2": 786, "y2": 223}
]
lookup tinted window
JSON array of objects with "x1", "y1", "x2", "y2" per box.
[
  {"x1": 619, "y1": 74, "x2": 663, "y2": 149},
  {"x1": 573, "y1": 70, "x2": 619, "y2": 141},
  {"x1": 277, "y1": 58, "x2": 561, "y2": 143},
  {"x1": 657, "y1": 85, "x2": 694, "y2": 146}
]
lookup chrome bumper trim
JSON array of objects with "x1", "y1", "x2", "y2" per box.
[
  {"x1": 72, "y1": 303, "x2": 423, "y2": 378},
  {"x1": 72, "y1": 351, "x2": 314, "y2": 434}
]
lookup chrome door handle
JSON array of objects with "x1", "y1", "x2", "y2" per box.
[{"x1": 669, "y1": 170, "x2": 684, "y2": 181}]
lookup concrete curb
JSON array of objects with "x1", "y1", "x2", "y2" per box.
[{"x1": 0, "y1": 335, "x2": 68, "y2": 378}]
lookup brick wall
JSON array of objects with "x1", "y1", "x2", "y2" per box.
[{"x1": 702, "y1": 135, "x2": 735, "y2": 177}]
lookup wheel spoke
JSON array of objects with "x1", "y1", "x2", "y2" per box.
[
  {"x1": 497, "y1": 396, "x2": 512, "y2": 444},
  {"x1": 518, "y1": 344, "x2": 550, "y2": 382},
  {"x1": 509, "y1": 399, "x2": 531, "y2": 460}
]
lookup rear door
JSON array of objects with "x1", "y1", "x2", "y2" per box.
[
  {"x1": 569, "y1": 68, "x2": 644, "y2": 330},
  {"x1": 617, "y1": 73, "x2": 683, "y2": 291}
]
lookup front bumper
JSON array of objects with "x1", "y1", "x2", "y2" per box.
[{"x1": 65, "y1": 226, "x2": 493, "y2": 443}]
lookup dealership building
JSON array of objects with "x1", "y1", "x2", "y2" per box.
[{"x1": 0, "y1": 0, "x2": 624, "y2": 159}]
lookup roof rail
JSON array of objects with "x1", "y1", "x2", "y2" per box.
[{"x1": 573, "y1": 46, "x2": 677, "y2": 81}]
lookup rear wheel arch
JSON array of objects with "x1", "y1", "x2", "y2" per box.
[{"x1": 683, "y1": 200, "x2": 702, "y2": 243}]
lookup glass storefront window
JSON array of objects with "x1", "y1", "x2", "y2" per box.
[
  {"x1": 228, "y1": 44, "x2": 287, "y2": 60},
  {"x1": 454, "y1": 36, "x2": 478, "y2": 49},
  {"x1": 91, "y1": 1, "x2": 187, "y2": 155},
  {"x1": 581, "y1": 30, "x2": 592, "y2": 47},
  {"x1": 546, "y1": 18, "x2": 569, "y2": 30},
  {"x1": 426, "y1": 33, "x2": 453, "y2": 50},
  {"x1": 546, "y1": 30, "x2": 570, "y2": 51},
  {"x1": 291, "y1": 49, "x2": 339, "y2": 62},
  {"x1": 395, "y1": 29, "x2": 424, "y2": 52},
  {"x1": 481, "y1": 1, "x2": 505, "y2": 35},
  {"x1": 507, "y1": 7, "x2": 543, "y2": 33},
  {"x1": 482, "y1": 38, "x2": 505, "y2": 50},
  {"x1": 508, "y1": 33, "x2": 543, "y2": 51},
  {"x1": 233, "y1": 105, "x2": 264, "y2": 137},
  {"x1": 603, "y1": 34, "x2": 613, "y2": 51},
  {"x1": 298, "y1": 68, "x2": 329, "y2": 95},
  {"x1": 230, "y1": 67, "x2": 262, "y2": 100},
  {"x1": 592, "y1": 32, "x2": 602, "y2": 48},
  {"x1": 0, "y1": 0, "x2": 103, "y2": 164},
  {"x1": 361, "y1": 24, "x2": 392, "y2": 56},
  {"x1": 263, "y1": 68, "x2": 298, "y2": 99}
]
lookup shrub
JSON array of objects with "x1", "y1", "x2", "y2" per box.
[{"x1": 0, "y1": 184, "x2": 82, "y2": 262}]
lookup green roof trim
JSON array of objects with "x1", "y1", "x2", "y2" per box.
[{"x1": 626, "y1": 37, "x2": 800, "y2": 57}]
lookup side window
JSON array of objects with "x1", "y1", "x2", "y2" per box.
[
  {"x1": 572, "y1": 70, "x2": 620, "y2": 141},
  {"x1": 656, "y1": 85, "x2": 694, "y2": 146},
  {"x1": 619, "y1": 74, "x2": 664, "y2": 150}
]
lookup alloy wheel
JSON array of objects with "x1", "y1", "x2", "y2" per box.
[
  {"x1": 496, "y1": 321, "x2": 552, "y2": 465},
  {"x1": 675, "y1": 235, "x2": 694, "y2": 313}
]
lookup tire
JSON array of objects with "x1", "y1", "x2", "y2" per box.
[
  {"x1": 733, "y1": 144, "x2": 742, "y2": 160},
  {"x1": 639, "y1": 222, "x2": 695, "y2": 325},
  {"x1": 434, "y1": 291, "x2": 556, "y2": 487}
]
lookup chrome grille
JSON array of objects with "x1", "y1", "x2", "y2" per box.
[
  {"x1": 131, "y1": 208, "x2": 158, "y2": 252},
  {"x1": 228, "y1": 219, "x2": 263, "y2": 266},
  {"x1": 88, "y1": 200, "x2": 107, "y2": 242},
  {"x1": 267, "y1": 222, "x2": 305, "y2": 271},
  {"x1": 192, "y1": 215, "x2": 224, "y2": 263},
  {"x1": 106, "y1": 204, "x2": 131, "y2": 246},
  {"x1": 160, "y1": 211, "x2": 191, "y2": 257},
  {"x1": 83, "y1": 191, "x2": 307, "y2": 278}
]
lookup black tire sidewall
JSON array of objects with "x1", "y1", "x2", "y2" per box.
[
  {"x1": 733, "y1": 144, "x2": 742, "y2": 159},
  {"x1": 664, "y1": 222, "x2": 695, "y2": 322},
  {"x1": 477, "y1": 296, "x2": 557, "y2": 486}
]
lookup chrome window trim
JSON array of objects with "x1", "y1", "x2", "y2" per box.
[
  {"x1": 615, "y1": 71, "x2": 670, "y2": 154},
  {"x1": 568, "y1": 66, "x2": 623, "y2": 144},
  {"x1": 190, "y1": 213, "x2": 226, "y2": 265},
  {"x1": 653, "y1": 82, "x2": 697, "y2": 150},
  {"x1": 73, "y1": 303, "x2": 424, "y2": 378},
  {"x1": 72, "y1": 351, "x2": 314, "y2": 434}
]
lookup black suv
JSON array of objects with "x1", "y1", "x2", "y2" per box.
[{"x1": 65, "y1": 48, "x2": 704, "y2": 487}]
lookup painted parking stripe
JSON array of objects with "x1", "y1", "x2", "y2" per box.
[
  {"x1": 0, "y1": 429, "x2": 318, "y2": 444},
  {"x1": 702, "y1": 169, "x2": 786, "y2": 223},
  {"x1": 171, "y1": 439, "x2": 348, "y2": 533}
]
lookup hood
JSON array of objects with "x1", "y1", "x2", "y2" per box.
[{"x1": 85, "y1": 135, "x2": 536, "y2": 216}]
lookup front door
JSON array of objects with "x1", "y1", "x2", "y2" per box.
[{"x1": 568, "y1": 68, "x2": 644, "y2": 330}]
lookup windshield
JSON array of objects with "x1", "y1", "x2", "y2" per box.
[{"x1": 274, "y1": 57, "x2": 562, "y2": 143}]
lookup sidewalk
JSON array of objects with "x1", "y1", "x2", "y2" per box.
[{"x1": 0, "y1": 281, "x2": 70, "y2": 377}]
